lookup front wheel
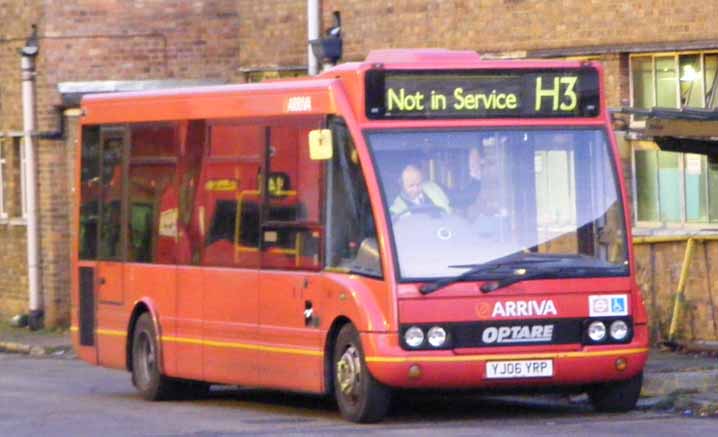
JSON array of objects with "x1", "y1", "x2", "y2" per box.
[
  {"x1": 588, "y1": 371, "x2": 643, "y2": 412},
  {"x1": 333, "y1": 324, "x2": 391, "y2": 423}
]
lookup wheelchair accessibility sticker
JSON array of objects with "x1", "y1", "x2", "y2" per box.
[{"x1": 589, "y1": 294, "x2": 629, "y2": 317}]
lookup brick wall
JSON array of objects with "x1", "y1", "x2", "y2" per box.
[
  {"x1": 0, "y1": 0, "x2": 245, "y2": 326},
  {"x1": 2, "y1": 0, "x2": 718, "y2": 335},
  {"x1": 319, "y1": 0, "x2": 718, "y2": 62},
  {"x1": 237, "y1": 0, "x2": 718, "y2": 107},
  {"x1": 37, "y1": 0, "x2": 243, "y2": 132},
  {"x1": 238, "y1": 0, "x2": 306, "y2": 68},
  {"x1": 0, "y1": 1, "x2": 43, "y2": 319},
  {"x1": 0, "y1": 223, "x2": 28, "y2": 317},
  {"x1": 36, "y1": 138, "x2": 70, "y2": 326}
]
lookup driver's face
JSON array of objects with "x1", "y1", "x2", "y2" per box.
[{"x1": 402, "y1": 167, "x2": 423, "y2": 200}]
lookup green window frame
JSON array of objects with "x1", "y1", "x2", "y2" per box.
[
  {"x1": 630, "y1": 51, "x2": 718, "y2": 112},
  {"x1": 633, "y1": 148, "x2": 718, "y2": 225}
]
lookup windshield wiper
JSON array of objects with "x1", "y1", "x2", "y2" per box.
[
  {"x1": 420, "y1": 253, "x2": 626, "y2": 295},
  {"x1": 480, "y1": 267, "x2": 565, "y2": 293},
  {"x1": 480, "y1": 264, "x2": 626, "y2": 293},
  {"x1": 419, "y1": 252, "x2": 555, "y2": 295}
]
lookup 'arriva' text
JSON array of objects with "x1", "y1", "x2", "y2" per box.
[{"x1": 492, "y1": 299, "x2": 558, "y2": 317}]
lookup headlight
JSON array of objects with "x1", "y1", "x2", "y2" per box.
[
  {"x1": 609, "y1": 320, "x2": 629, "y2": 341},
  {"x1": 404, "y1": 326, "x2": 425, "y2": 348},
  {"x1": 588, "y1": 321, "x2": 606, "y2": 342},
  {"x1": 427, "y1": 326, "x2": 447, "y2": 348}
]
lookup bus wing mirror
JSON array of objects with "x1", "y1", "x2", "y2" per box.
[{"x1": 308, "y1": 129, "x2": 333, "y2": 160}]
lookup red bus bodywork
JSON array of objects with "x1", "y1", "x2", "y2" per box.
[{"x1": 72, "y1": 50, "x2": 648, "y2": 404}]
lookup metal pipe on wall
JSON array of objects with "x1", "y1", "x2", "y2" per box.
[
  {"x1": 21, "y1": 54, "x2": 42, "y2": 330},
  {"x1": 307, "y1": 0, "x2": 320, "y2": 76}
]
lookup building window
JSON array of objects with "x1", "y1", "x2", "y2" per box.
[
  {"x1": 631, "y1": 52, "x2": 718, "y2": 228},
  {"x1": 0, "y1": 140, "x2": 7, "y2": 220},
  {"x1": 0, "y1": 136, "x2": 27, "y2": 223},
  {"x1": 631, "y1": 52, "x2": 718, "y2": 111},
  {"x1": 634, "y1": 148, "x2": 718, "y2": 225},
  {"x1": 19, "y1": 138, "x2": 27, "y2": 219}
]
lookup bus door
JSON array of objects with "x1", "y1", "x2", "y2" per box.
[
  {"x1": 92, "y1": 126, "x2": 128, "y2": 368},
  {"x1": 258, "y1": 121, "x2": 324, "y2": 392},
  {"x1": 198, "y1": 122, "x2": 264, "y2": 385},
  {"x1": 95, "y1": 126, "x2": 127, "y2": 307}
]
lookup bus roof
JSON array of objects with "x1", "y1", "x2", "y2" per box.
[
  {"x1": 81, "y1": 49, "x2": 606, "y2": 124},
  {"x1": 81, "y1": 78, "x2": 339, "y2": 124}
]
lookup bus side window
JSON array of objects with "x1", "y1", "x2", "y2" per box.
[
  {"x1": 326, "y1": 119, "x2": 382, "y2": 277},
  {"x1": 79, "y1": 126, "x2": 100, "y2": 260},
  {"x1": 176, "y1": 120, "x2": 205, "y2": 265},
  {"x1": 126, "y1": 122, "x2": 179, "y2": 264},
  {"x1": 200, "y1": 122, "x2": 263, "y2": 268},
  {"x1": 262, "y1": 119, "x2": 323, "y2": 271}
]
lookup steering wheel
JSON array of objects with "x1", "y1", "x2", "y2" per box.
[{"x1": 392, "y1": 203, "x2": 447, "y2": 222}]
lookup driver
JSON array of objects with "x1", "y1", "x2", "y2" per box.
[{"x1": 390, "y1": 164, "x2": 451, "y2": 217}]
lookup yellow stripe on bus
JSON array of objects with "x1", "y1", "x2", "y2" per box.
[
  {"x1": 96, "y1": 329, "x2": 127, "y2": 338},
  {"x1": 161, "y1": 335, "x2": 323, "y2": 357},
  {"x1": 85, "y1": 328, "x2": 323, "y2": 357},
  {"x1": 365, "y1": 347, "x2": 649, "y2": 364}
]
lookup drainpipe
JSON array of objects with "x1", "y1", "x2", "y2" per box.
[
  {"x1": 307, "y1": 0, "x2": 320, "y2": 76},
  {"x1": 20, "y1": 27, "x2": 42, "y2": 330}
]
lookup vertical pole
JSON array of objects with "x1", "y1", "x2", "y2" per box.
[
  {"x1": 667, "y1": 237, "x2": 695, "y2": 343},
  {"x1": 649, "y1": 243, "x2": 658, "y2": 342},
  {"x1": 307, "y1": 0, "x2": 320, "y2": 76},
  {"x1": 21, "y1": 55, "x2": 42, "y2": 329}
]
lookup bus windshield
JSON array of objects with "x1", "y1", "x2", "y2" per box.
[{"x1": 366, "y1": 128, "x2": 629, "y2": 281}]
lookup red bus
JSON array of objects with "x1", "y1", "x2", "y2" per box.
[{"x1": 72, "y1": 49, "x2": 648, "y2": 423}]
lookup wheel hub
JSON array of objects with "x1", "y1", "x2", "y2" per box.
[
  {"x1": 136, "y1": 332, "x2": 155, "y2": 387},
  {"x1": 336, "y1": 345, "x2": 361, "y2": 400}
]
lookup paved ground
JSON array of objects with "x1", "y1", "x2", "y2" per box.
[
  {"x1": 646, "y1": 349, "x2": 718, "y2": 373},
  {"x1": 0, "y1": 322, "x2": 72, "y2": 356},
  {"x1": 2, "y1": 322, "x2": 718, "y2": 421},
  {"x1": 1, "y1": 352, "x2": 717, "y2": 437}
]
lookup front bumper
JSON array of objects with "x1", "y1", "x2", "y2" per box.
[{"x1": 361, "y1": 324, "x2": 649, "y2": 389}]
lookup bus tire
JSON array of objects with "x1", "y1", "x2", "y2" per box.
[
  {"x1": 588, "y1": 371, "x2": 643, "y2": 413},
  {"x1": 131, "y1": 313, "x2": 179, "y2": 401},
  {"x1": 333, "y1": 324, "x2": 391, "y2": 423}
]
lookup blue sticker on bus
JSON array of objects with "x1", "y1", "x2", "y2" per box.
[{"x1": 589, "y1": 294, "x2": 629, "y2": 317}]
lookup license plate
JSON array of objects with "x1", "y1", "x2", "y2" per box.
[{"x1": 485, "y1": 359, "x2": 553, "y2": 379}]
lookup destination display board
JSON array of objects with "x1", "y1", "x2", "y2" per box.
[{"x1": 365, "y1": 68, "x2": 600, "y2": 119}]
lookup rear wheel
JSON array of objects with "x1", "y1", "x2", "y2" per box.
[
  {"x1": 131, "y1": 313, "x2": 182, "y2": 400},
  {"x1": 588, "y1": 371, "x2": 643, "y2": 412},
  {"x1": 333, "y1": 324, "x2": 391, "y2": 423}
]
